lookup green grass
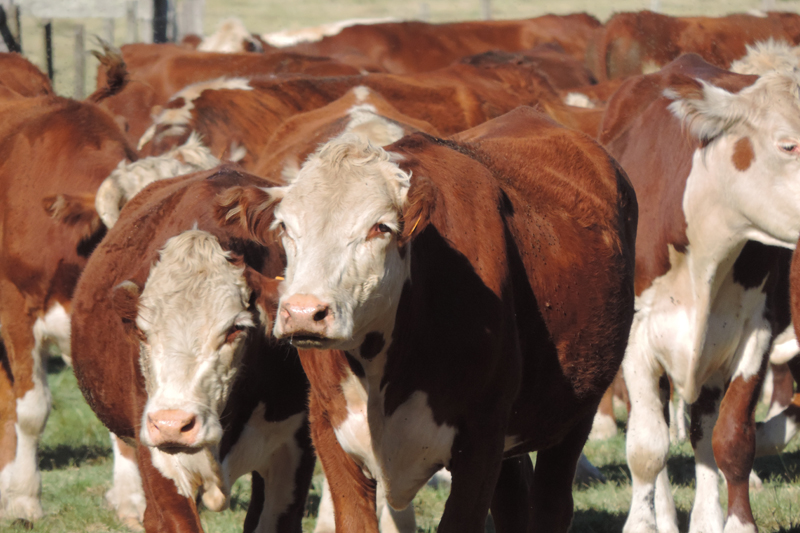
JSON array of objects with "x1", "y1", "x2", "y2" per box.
[{"x1": 9, "y1": 357, "x2": 800, "y2": 532}]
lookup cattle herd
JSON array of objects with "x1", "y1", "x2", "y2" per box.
[{"x1": 4, "y1": 8, "x2": 800, "y2": 533}]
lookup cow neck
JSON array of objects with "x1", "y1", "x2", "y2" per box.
[{"x1": 673, "y1": 138, "x2": 757, "y2": 398}]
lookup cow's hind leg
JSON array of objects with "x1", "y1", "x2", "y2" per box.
[
  {"x1": 623, "y1": 348, "x2": 674, "y2": 533},
  {"x1": 688, "y1": 380, "x2": 724, "y2": 533},
  {"x1": 489, "y1": 455, "x2": 534, "y2": 533},
  {"x1": 0, "y1": 284, "x2": 50, "y2": 522},
  {"x1": 528, "y1": 414, "x2": 593, "y2": 533}
]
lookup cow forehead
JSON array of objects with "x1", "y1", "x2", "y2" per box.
[
  {"x1": 137, "y1": 230, "x2": 250, "y2": 335},
  {"x1": 278, "y1": 136, "x2": 410, "y2": 229}
]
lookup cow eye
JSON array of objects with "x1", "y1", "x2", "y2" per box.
[
  {"x1": 780, "y1": 143, "x2": 798, "y2": 154},
  {"x1": 367, "y1": 223, "x2": 392, "y2": 240},
  {"x1": 226, "y1": 324, "x2": 248, "y2": 343}
]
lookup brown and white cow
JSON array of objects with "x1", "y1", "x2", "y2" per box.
[
  {"x1": 0, "y1": 76, "x2": 136, "y2": 522},
  {"x1": 70, "y1": 167, "x2": 314, "y2": 533},
  {"x1": 599, "y1": 53, "x2": 800, "y2": 533},
  {"x1": 216, "y1": 106, "x2": 637, "y2": 532}
]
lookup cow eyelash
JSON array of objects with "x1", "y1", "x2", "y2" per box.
[
  {"x1": 780, "y1": 143, "x2": 798, "y2": 153},
  {"x1": 367, "y1": 223, "x2": 393, "y2": 240},
  {"x1": 225, "y1": 324, "x2": 248, "y2": 343}
]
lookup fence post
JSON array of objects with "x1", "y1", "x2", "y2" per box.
[
  {"x1": 762, "y1": 0, "x2": 776, "y2": 10},
  {"x1": 10, "y1": 2, "x2": 19, "y2": 51},
  {"x1": 179, "y1": 0, "x2": 205, "y2": 39},
  {"x1": 74, "y1": 24, "x2": 85, "y2": 99},
  {"x1": 126, "y1": 1, "x2": 138, "y2": 43},
  {"x1": 153, "y1": 0, "x2": 169, "y2": 43},
  {"x1": 481, "y1": 0, "x2": 491, "y2": 20},
  {"x1": 104, "y1": 18, "x2": 115, "y2": 45},
  {"x1": 43, "y1": 20, "x2": 54, "y2": 81},
  {"x1": 650, "y1": 0, "x2": 661, "y2": 12}
]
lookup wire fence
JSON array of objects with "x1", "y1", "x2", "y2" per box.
[{"x1": 5, "y1": 0, "x2": 800, "y2": 97}]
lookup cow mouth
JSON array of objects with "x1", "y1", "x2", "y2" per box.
[
  {"x1": 153, "y1": 443, "x2": 204, "y2": 455},
  {"x1": 289, "y1": 334, "x2": 333, "y2": 349}
]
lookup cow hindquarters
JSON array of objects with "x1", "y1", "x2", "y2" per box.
[
  {"x1": 106, "y1": 434, "x2": 145, "y2": 531},
  {"x1": 0, "y1": 283, "x2": 51, "y2": 522},
  {"x1": 623, "y1": 345, "x2": 674, "y2": 533}
]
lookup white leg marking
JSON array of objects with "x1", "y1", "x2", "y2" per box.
[
  {"x1": 313, "y1": 477, "x2": 335, "y2": 533},
  {"x1": 654, "y1": 467, "x2": 678, "y2": 533},
  {"x1": 377, "y1": 478, "x2": 416, "y2": 533},
  {"x1": 106, "y1": 433, "x2": 145, "y2": 531}
]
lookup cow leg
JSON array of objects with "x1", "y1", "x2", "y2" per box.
[
  {"x1": 688, "y1": 382, "x2": 724, "y2": 533},
  {"x1": 308, "y1": 399, "x2": 379, "y2": 533},
  {"x1": 623, "y1": 349, "x2": 672, "y2": 533},
  {"x1": 489, "y1": 455, "x2": 534, "y2": 533},
  {"x1": 766, "y1": 363, "x2": 793, "y2": 419},
  {"x1": 589, "y1": 384, "x2": 618, "y2": 441},
  {"x1": 438, "y1": 426, "x2": 505, "y2": 533},
  {"x1": 137, "y1": 443, "x2": 203, "y2": 533},
  {"x1": 0, "y1": 284, "x2": 50, "y2": 522},
  {"x1": 714, "y1": 373, "x2": 764, "y2": 533},
  {"x1": 755, "y1": 393, "x2": 800, "y2": 456},
  {"x1": 246, "y1": 423, "x2": 316, "y2": 533},
  {"x1": 528, "y1": 414, "x2": 593, "y2": 533},
  {"x1": 106, "y1": 434, "x2": 145, "y2": 531},
  {"x1": 376, "y1": 479, "x2": 416, "y2": 533}
]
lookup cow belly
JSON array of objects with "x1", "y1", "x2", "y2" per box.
[{"x1": 371, "y1": 390, "x2": 456, "y2": 511}]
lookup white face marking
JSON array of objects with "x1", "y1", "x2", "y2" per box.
[
  {"x1": 667, "y1": 70, "x2": 800, "y2": 249},
  {"x1": 137, "y1": 230, "x2": 254, "y2": 450},
  {"x1": 198, "y1": 17, "x2": 261, "y2": 53},
  {"x1": 138, "y1": 77, "x2": 252, "y2": 150},
  {"x1": 272, "y1": 135, "x2": 412, "y2": 350},
  {"x1": 730, "y1": 39, "x2": 800, "y2": 76}
]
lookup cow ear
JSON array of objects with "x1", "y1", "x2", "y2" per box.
[
  {"x1": 43, "y1": 193, "x2": 103, "y2": 239},
  {"x1": 664, "y1": 75, "x2": 748, "y2": 143},
  {"x1": 215, "y1": 186, "x2": 286, "y2": 245},
  {"x1": 398, "y1": 175, "x2": 436, "y2": 246},
  {"x1": 111, "y1": 280, "x2": 141, "y2": 323},
  {"x1": 243, "y1": 266, "x2": 282, "y2": 333}
]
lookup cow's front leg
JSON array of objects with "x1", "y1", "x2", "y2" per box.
[
  {"x1": 714, "y1": 372, "x2": 766, "y2": 533},
  {"x1": 106, "y1": 434, "x2": 145, "y2": 531},
  {"x1": 438, "y1": 422, "x2": 506, "y2": 533},
  {"x1": 623, "y1": 347, "x2": 673, "y2": 533},
  {"x1": 688, "y1": 380, "x2": 724, "y2": 533},
  {"x1": 136, "y1": 443, "x2": 203, "y2": 533},
  {"x1": 489, "y1": 455, "x2": 533, "y2": 533}
]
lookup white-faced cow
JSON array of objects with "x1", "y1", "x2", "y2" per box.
[
  {"x1": 70, "y1": 167, "x2": 315, "y2": 532},
  {"x1": 599, "y1": 53, "x2": 800, "y2": 533},
  {"x1": 216, "y1": 106, "x2": 637, "y2": 532}
]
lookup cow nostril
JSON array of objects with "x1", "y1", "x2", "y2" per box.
[
  {"x1": 181, "y1": 417, "x2": 196, "y2": 433},
  {"x1": 313, "y1": 307, "x2": 330, "y2": 322}
]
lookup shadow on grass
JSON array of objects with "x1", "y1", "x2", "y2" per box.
[
  {"x1": 47, "y1": 354, "x2": 67, "y2": 374},
  {"x1": 754, "y1": 450, "x2": 800, "y2": 484},
  {"x1": 39, "y1": 443, "x2": 110, "y2": 471},
  {"x1": 590, "y1": 452, "x2": 695, "y2": 487},
  {"x1": 573, "y1": 508, "x2": 690, "y2": 533}
]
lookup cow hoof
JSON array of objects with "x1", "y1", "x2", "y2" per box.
[
  {"x1": 105, "y1": 487, "x2": 145, "y2": 531},
  {"x1": 1, "y1": 497, "x2": 44, "y2": 523},
  {"x1": 723, "y1": 515, "x2": 757, "y2": 533},
  {"x1": 11, "y1": 518, "x2": 34, "y2": 530}
]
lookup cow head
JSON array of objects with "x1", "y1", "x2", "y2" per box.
[
  {"x1": 126, "y1": 230, "x2": 254, "y2": 452},
  {"x1": 216, "y1": 135, "x2": 432, "y2": 352},
  {"x1": 665, "y1": 69, "x2": 800, "y2": 248}
]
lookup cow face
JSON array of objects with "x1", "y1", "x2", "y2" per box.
[
  {"x1": 135, "y1": 230, "x2": 254, "y2": 451},
  {"x1": 666, "y1": 69, "x2": 800, "y2": 248},
  {"x1": 269, "y1": 135, "x2": 414, "y2": 351}
]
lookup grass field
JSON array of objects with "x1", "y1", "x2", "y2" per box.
[{"x1": 5, "y1": 354, "x2": 800, "y2": 532}]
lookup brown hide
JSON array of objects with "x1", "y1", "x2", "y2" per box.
[
  {"x1": 141, "y1": 54, "x2": 569, "y2": 165},
  {"x1": 599, "y1": 54, "x2": 758, "y2": 294},
  {"x1": 0, "y1": 52, "x2": 53, "y2": 97},
  {"x1": 588, "y1": 11, "x2": 800, "y2": 81},
  {"x1": 285, "y1": 14, "x2": 601, "y2": 74}
]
